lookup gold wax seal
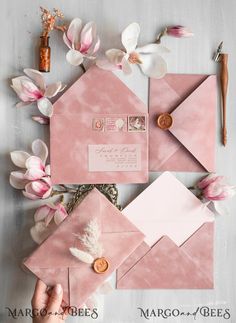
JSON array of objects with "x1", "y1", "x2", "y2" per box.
[
  {"x1": 157, "y1": 113, "x2": 173, "y2": 130},
  {"x1": 93, "y1": 257, "x2": 109, "y2": 274}
]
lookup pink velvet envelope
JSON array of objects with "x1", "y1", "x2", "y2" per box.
[
  {"x1": 23, "y1": 189, "x2": 144, "y2": 307},
  {"x1": 50, "y1": 66, "x2": 148, "y2": 184},
  {"x1": 149, "y1": 74, "x2": 217, "y2": 172},
  {"x1": 117, "y1": 172, "x2": 215, "y2": 289}
]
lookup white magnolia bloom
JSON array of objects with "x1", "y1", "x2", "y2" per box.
[
  {"x1": 63, "y1": 18, "x2": 100, "y2": 66},
  {"x1": 97, "y1": 22, "x2": 169, "y2": 79}
]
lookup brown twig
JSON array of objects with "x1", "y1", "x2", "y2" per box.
[
  {"x1": 80, "y1": 63, "x2": 86, "y2": 73},
  {"x1": 40, "y1": 6, "x2": 66, "y2": 37},
  {"x1": 156, "y1": 28, "x2": 167, "y2": 44}
]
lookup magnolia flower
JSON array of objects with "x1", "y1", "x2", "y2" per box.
[
  {"x1": 11, "y1": 68, "x2": 66, "y2": 117},
  {"x1": 197, "y1": 174, "x2": 236, "y2": 201},
  {"x1": 31, "y1": 201, "x2": 68, "y2": 244},
  {"x1": 97, "y1": 22, "x2": 169, "y2": 79},
  {"x1": 63, "y1": 18, "x2": 100, "y2": 66},
  {"x1": 34, "y1": 201, "x2": 68, "y2": 226},
  {"x1": 32, "y1": 115, "x2": 50, "y2": 125},
  {"x1": 10, "y1": 139, "x2": 52, "y2": 200},
  {"x1": 23, "y1": 177, "x2": 52, "y2": 200},
  {"x1": 166, "y1": 25, "x2": 194, "y2": 38}
]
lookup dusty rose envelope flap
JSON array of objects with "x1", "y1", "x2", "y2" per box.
[
  {"x1": 50, "y1": 66, "x2": 148, "y2": 184},
  {"x1": 23, "y1": 189, "x2": 144, "y2": 307},
  {"x1": 117, "y1": 172, "x2": 215, "y2": 289},
  {"x1": 149, "y1": 74, "x2": 217, "y2": 172}
]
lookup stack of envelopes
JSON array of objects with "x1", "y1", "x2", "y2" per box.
[{"x1": 24, "y1": 66, "x2": 217, "y2": 306}]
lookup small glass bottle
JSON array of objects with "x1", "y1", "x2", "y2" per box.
[{"x1": 39, "y1": 35, "x2": 51, "y2": 72}]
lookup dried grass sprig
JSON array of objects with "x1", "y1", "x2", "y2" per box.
[{"x1": 79, "y1": 219, "x2": 103, "y2": 258}]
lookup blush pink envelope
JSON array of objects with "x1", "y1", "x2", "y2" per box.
[
  {"x1": 50, "y1": 66, "x2": 148, "y2": 184},
  {"x1": 149, "y1": 74, "x2": 217, "y2": 172},
  {"x1": 23, "y1": 189, "x2": 144, "y2": 307},
  {"x1": 117, "y1": 172, "x2": 215, "y2": 289}
]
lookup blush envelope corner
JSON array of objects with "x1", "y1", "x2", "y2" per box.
[
  {"x1": 23, "y1": 188, "x2": 145, "y2": 307},
  {"x1": 149, "y1": 74, "x2": 217, "y2": 172},
  {"x1": 117, "y1": 172, "x2": 215, "y2": 289}
]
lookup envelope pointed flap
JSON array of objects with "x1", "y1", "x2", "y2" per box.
[
  {"x1": 95, "y1": 189, "x2": 144, "y2": 234},
  {"x1": 181, "y1": 222, "x2": 214, "y2": 283},
  {"x1": 164, "y1": 74, "x2": 209, "y2": 97},
  {"x1": 169, "y1": 75, "x2": 216, "y2": 172},
  {"x1": 122, "y1": 172, "x2": 214, "y2": 247},
  {"x1": 117, "y1": 236, "x2": 213, "y2": 289},
  {"x1": 149, "y1": 74, "x2": 209, "y2": 171},
  {"x1": 117, "y1": 242, "x2": 150, "y2": 281},
  {"x1": 53, "y1": 65, "x2": 147, "y2": 115}
]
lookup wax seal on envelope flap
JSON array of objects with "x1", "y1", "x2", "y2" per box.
[
  {"x1": 23, "y1": 189, "x2": 144, "y2": 308},
  {"x1": 157, "y1": 113, "x2": 173, "y2": 130},
  {"x1": 93, "y1": 257, "x2": 109, "y2": 273}
]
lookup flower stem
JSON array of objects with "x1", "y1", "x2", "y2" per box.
[
  {"x1": 156, "y1": 28, "x2": 167, "y2": 44},
  {"x1": 80, "y1": 63, "x2": 86, "y2": 73},
  {"x1": 51, "y1": 189, "x2": 77, "y2": 197}
]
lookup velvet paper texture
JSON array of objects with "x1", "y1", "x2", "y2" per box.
[
  {"x1": 24, "y1": 189, "x2": 144, "y2": 307},
  {"x1": 149, "y1": 74, "x2": 217, "y2": 172},
  {"x1": 50, "y1": 66, "x2": 148, "y2": 184},
  {"x1": 117, "y1": 172, "x2": 215, "y2": 289}
]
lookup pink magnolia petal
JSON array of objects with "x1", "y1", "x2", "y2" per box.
[
  {"x1": 96, "y1": 58, "x2": 119, "y2": 71},
  {"x1": 21, "y1": 79, "x2": 43, "y2": 100},
  {"x1": 23, "y1": 68, "x2": 46, "y2": 92},
  {"x1": 41, "y1": 176, "x2": 52, "y2": 187},
  {"x1": 10, "y1": 150, "x2": 31, "y2": 168},
  {"x1": 106, "y1": 49, "x2": 125, "y2": 65},
  {"x1": 63, "y1": 32, "x2": 72, "y2": 49},
  {"x1": 24, "y1": 168, "x2": 45, "y2": 181},
  {"x1": 9, "y1": 171, "x2": 28, "y2": 189},
  {"x1": 167, "y1": 26, "x2": 194, "y2": 38},
  {"x1": 121, "y1": 57, "x2": 132, "y2": 74},
  {"x1": 121, "y1": 22, "x2": 140, "y2": 53},
  {"x1": 31, "y1": 180, "x2": 49, "y2": 195},
  {"x1": 37, "y1": 97, "x2": 53, "y2": 117},
  {"x1": 66, "y1": 49, "x2": 84, "y2": 66},
  {"x1": 80, "y1": 22, "x2": 95, "y2": 53},
  {"x1": 32, "y1": 115, "x2": 50, "y2": 125},
  {"x1": 34, "y1": 205, "x2": 51, "y2": 222},
  {"x1": 31, "y1": 139, "x2": 48, "y2": 165},
  {"x1": 197, "y1": 173, "x2": 223, "y2": 189},
  {"x1": 139, "y1": 53, "x2": 167, "y2": 79},
  {"x1": 23, "y1": 186, "x2": 39, "y2": 200},
  {"x1": 45, "y1": 209, "x2": 55, "y2": 226},
  {"x1": 54, "y1": 208, "x2": 67, "y2": 225},
  {"x1": 11, "y1": 76, "x2": 33, "y2": 102},
  {"x1": 25, "y1": 156, "x2": 45, "y2": 171},
  {"x1": 42, "y1": 187, "x2": 53, "y2": 199},
  {"x1": 92, "y1": 37, "x2": 100, "y2": 54},
  {"x1": 45, "y1": 164, "x2": 51, "y2": 176},
  {"x1": 44, "y1": 82, "x2": 64, "y2": 98},
  {"x1": 67, "y1": 18, "x2": 83, "y2": 46}
]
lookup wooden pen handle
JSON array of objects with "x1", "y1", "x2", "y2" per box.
[{"x1": 220, "y1": 53, "x2": 228, "y2": 146}]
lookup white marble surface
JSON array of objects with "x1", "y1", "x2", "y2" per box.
[{"x1": 0, "y1": 0, "x2": 236, "y2": 322}]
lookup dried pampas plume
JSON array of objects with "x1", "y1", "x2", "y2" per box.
[
  {"x1": 70, "y1": 219, "x2": 104, "y2": 264},
  {"x1": 79, "y1": 219, "x2": 103, "y2": 258},
  {"x1": 69, "y1": 247, "x2": 94, "y2": 264}
]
